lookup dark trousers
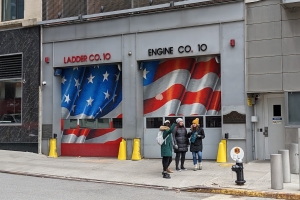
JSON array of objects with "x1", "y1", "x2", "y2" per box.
[
  {"x1": 175, "y1": 152, "x2": 186, "y2": 169},
  {"x1": 162, "y1": 156, "x2": 172, "y2": 171}
]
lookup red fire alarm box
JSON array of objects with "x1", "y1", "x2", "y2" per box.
[{"x1": 230, "y1": 39, "x2": 235, "y2": 47}]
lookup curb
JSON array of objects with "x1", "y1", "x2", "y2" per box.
[
  {"x1": 1, "y1": 169, "x2": 300, "y2": 199},
  {"x1": 184, "y1": 187, "x2": 300, "y2": 200},
  {"x1": 0, "y1": 170, "x2": 177, "y2": 191}
]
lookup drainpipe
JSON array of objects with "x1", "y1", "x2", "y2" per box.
[
  {"x1": 38, "y1": 27, "x2": 43, "y2": 154},
  {"x1": 131, "y1": 0, "x2": 134, "y2": 8}
]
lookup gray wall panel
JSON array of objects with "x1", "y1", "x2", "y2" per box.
[
  {"x1": 283, "y1": 72, "x2": 300, "y2": 90},
  {"x1": 247, "y1": 39, "x2": 282, "y2": 58},
  {"x1": 122, "y1": 34, "x2": 138, "y2": 139},
  {"x1": 285, "y1": 128, "x2": 298, "y2": 145},
  {"x1": 223, "y1": 124, "x2": 246, "y2": 139},
  {"x1": 248, "y1": 74, "x2": 282, "y2": 92},
  {"x1": 247, "y1": 56, "x2": 282, "y2": 74},
  {"x1": 136, "y1": 25, "x2": 220, "y2": 60},
  {"x1": 282, "y1": 37, "x2": 300, "y2": 55},
  {"x1": 74, "y1": 18, "x2": 130, "y2": 39},
  {"x1": 247, "y1": 4, "x2": 281, "y2": 24},
  {"x1": 283, "y1": 55, "x2": 300, "y2": 73},
  {"x1": 282, "y1": 19, "x2": 300, "y2": 38},
  {"x1": 247, "y1": 22, "x2": 281, "y2": 41},
  {"x1": 42, "y1": 43, "x2": 54, "y2": 125},
  {"x1": 52, "y1": 36, "x2": 122, "y2": 67},
  {"x1": 201, "y1": 129, "x2": 222, "y2": 160},
  {"x1": 221, "y1": 22, "x2": 245, "y2": 106},
  {"x1": 247, "y1": 0, "x2": 281, "y2": 8},
  {"x1": 136, "y1": 68, "x2": 144, "y2": 156}
]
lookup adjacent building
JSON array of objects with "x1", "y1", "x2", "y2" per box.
[
  {"x1": 246, "y1": 0, "x2": 300, "y2": 160},
  {"x1": 0, "y1": 0, "x2": 42, "y2": 152}
]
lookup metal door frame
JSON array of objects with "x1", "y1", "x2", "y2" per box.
[{"x1": 263, "y1": 93, "x2": 284, "y2": 159}]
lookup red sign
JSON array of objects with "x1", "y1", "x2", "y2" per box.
[{"x1": 64, "y1": 53, "x2": 111, "y2": 64}]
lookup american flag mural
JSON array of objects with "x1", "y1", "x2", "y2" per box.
[
  {"x1": 60, "y1": 64, "x2": 122, "y2": 144},
  {"x1": 143, "y1": 56, "x2": 221, "y2": 116}
]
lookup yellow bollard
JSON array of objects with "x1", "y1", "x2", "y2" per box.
[
  {"x1": 118, "y1": 139, "x2": 127, "y2": 160},
  {"x1": 221, "y1": 139, "x2": 227, "y2": 156},
  {"x1": 131, "y1": 138, "x2": 141, "y2": 161},
  {"x1": 216, "y1": 140, "x2": 226, "y2": 163},
  {"x1": 48, "y1": 138, "x2": 58, "y2": 158}
]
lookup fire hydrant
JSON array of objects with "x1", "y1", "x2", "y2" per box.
[{"x1": 231, "y1": 158, "x2": 246, "y2": 185}]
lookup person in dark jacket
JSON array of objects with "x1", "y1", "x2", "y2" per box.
[
  {"x1": 160, "y1": 120, "x2": 176, "y2": 179},
  {"x1": 187, "y1": 118, "x2": 205, "y2": 171},
  {"x1": 172, "y1": 118, "x2": 189, "y2": 171}
]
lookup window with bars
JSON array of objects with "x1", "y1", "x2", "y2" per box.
[{"x1": 0, "y1": 54, "x2": 22, "y2": 124}]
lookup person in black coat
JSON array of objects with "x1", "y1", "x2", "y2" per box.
[
  {"x1": 172, "y1": 118, "x2": 189, "y2": 171},
  {"x1": 187, "y1": 118, "x2": 205, "y2": 171}
]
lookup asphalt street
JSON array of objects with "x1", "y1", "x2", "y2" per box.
[{"x1": 0, "y1": 173, "x2": 275, "y2": 200}]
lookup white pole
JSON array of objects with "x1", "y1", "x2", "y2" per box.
[
  {"x1": 289, "y1": 143, "x2": 299, "y2": 174},
  {"x1": 298, "y1": 128, "x2": 300, "y2": 190},
  {"x1": 278, "y1": 149, "x2": 291, "y2": 183},
  {"x1": 38, "y1": 86, "x2": 42, "y2": 154},
  {"x1": 38, "y1": 27, "x2": 43, "y2": 155},
  {"x1": 270, "y1": 154, "x2": 283, "y2": 190}
]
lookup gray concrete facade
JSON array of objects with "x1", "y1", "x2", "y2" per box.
[
  {"x1": 246, "y1": 0, "x2": 300, "y2": 92},
  {"x1": 41, "y1": 1, "x2": 247, "y2": 160},
  {"x1": 246, "y1": 0, "x2": 300, "y2": 160}
]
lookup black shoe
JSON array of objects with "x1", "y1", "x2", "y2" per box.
[
  {"x1": 181, "y1": 167, "x2": 187, "y2": 171},
  {"x1": 163, "y1": 173, "x2": 171, "y2": 179},
  {"x1": 176, "y1": 168, "x2": 181, "y2": 172}
]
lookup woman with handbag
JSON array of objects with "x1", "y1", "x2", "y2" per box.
[
  {"x1": 172, "y1": 118, "x2": 189, "y2": 171},
  {"x1": 188, "y1": 118, "x2": 205, "y2": 171}
]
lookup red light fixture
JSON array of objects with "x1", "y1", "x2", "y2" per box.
[
  {"x1": 230, "y1": 39, "x2": 235, "y2": 47},
  {"x1": 45, "y1": 57, "x2": 50, "y2": 63}
]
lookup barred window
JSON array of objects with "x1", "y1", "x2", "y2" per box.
[{"x1": 0, "y1": 54, "x2": 22, "y2": 125}]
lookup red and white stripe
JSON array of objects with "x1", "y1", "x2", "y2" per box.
[
  {"x1": 144, "y1": 58, "x2": 196, "y2": 116},
  {"x1": 62, "y1": 128, "x2": 122, "y2": 144},
  {"x1": 206, "y1": 78, "x2": 221, "y2": 115},
  {"x1": 178, "y1": 56, "x2": 220, "y2": 116},
  {"x1": 85, "y1": 129, "x2": 122, "y2": 143}
]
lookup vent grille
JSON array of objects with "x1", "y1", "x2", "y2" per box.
[{"x1": 0, "y1": 54, "x2": 22, "y2": 80}]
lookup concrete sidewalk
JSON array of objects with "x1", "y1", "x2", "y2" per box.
[{"x1": 0, "y1": 150, "x2": 299, "y2": 199}]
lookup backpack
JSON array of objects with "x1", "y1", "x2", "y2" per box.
[{"x1": 156, "y1": 131, "x2": 169, "y2": 145}]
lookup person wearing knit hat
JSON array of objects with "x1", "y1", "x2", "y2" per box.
[
  {"x1": 188, "y1": 118, "x2": 205, "y2": 171},
  {"x1": 160, "y1": 120, "x2": 176, "y2": 179},
  {"x1": 172, "y1": 117, "x2": 189, "y2": 171},
  {"x1": 192, "y1": 118, "x2": 199, "y2": 125},
  {"x1": 176, "y1": 118, "x2": 183, "y2": 124}
]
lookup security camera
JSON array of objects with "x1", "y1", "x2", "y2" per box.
[{"x1": 42, "y1": 81, "x2": 47, "y2": 85}]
